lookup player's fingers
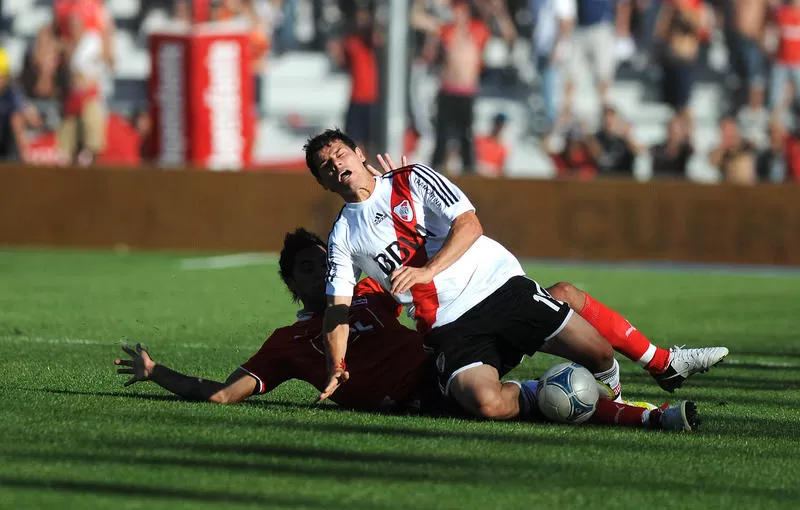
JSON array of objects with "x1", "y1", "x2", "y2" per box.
[
  {"x1": 401, "y1": 155, "x2": 408, "y2": 167},
  {"x1": 377, "y1": 154, "x2": 390, "y2": 173},
  {"x1": 115, "y1": 359, "x2": 133, "y2": 366},
  {"x1": 121, "y1": 344, "x2": 137, "y2": 357},
  {"x1": 124, "y1": 377, "x2": 137, "y2": 387},
  {"x1": 383, "y1": 153, "x2": 397, "y2": 170},
  {"x1": 365, "y1": 163, "x2": 382, "y2": 176},
  {"x1": 117, "y1": 368, "x2": 134, "y2": 375},
  {"x1": 135, "y1": 343, "x2": 145, "y2": 353}
]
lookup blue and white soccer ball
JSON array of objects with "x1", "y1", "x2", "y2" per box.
[{"x1": 536, "y1": 362, "x2": 600, "y2": 424}]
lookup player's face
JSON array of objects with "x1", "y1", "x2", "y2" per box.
[
  {"x1": 313, "y1": 141, "x2": 370, "y2": 196},
  {"x1": 290, "y1": 245, "x2": 328, "y2": 304}
]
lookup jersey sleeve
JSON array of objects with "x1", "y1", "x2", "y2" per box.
[
  {"x1": 325, "y1": 219, "x2": 361, "y2": 298},
  {"x1": 409, "y1": 164, "x2": 476, "y2": 222},
  {"x1": 239, "y1": 329, "x2": 294, "y2": 394}
]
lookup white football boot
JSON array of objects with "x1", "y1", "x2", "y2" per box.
[{"x1": 652, "y1": 346, "x2": 729, "y2": 392}]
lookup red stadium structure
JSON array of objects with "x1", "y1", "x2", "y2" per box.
[{"x1": 148, "y1": 0, "x2": 255, "y2": 170}]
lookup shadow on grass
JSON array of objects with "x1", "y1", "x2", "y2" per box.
[
  {"x1": 19, "y1": 385, "x2": 800, "y2": 444},
  {"x1": 2, "y1": 447, "x2": 797, "y2": 503},
  {"x1": 733, "y1": 350, "x2": 800, "y2": 359},
  {"x1": 716, "y1": 362, "x2": 800, "y2": 371},
  {"x1": 0, "y1": 476, "x2": 334, "y2": 508}
]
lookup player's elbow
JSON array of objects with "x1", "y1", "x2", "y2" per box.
[{"x1": 456, "y1": 212, "x2": 483, "y2": 240}]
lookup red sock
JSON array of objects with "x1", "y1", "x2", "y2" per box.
[
  {"x1": 590, "y1": 399, "x2": 657, "y2": 428},
  {"x1": 579, "y1": 293, "x2": 671, "y2": 374}
]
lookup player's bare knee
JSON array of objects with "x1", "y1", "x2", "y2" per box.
[
  {"x1": 547, "y1": 282, "x2": 585, "y2": 311},
  {"x1": 592, "y1": 336, "x2": 615, "y2": 369},
  {"x1": 476, "y1": 393, "x2": 513, "y2": 420}
]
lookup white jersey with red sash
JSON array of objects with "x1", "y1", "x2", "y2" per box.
[{"x1": 325, "y1": 164, "x2": 524, "y2": 332}]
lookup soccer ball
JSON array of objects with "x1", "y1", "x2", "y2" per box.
[{"x1": 536, "y1": 362, "x2": 600, "y2": 424}]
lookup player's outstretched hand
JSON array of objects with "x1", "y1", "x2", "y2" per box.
[
  {"x1": 366, "y1": 153, "x2": 409, "y2": 176},
  {"x1": 317, "y1": 367, "x2": 350, "y2": 403},
  {"x1": 114, "y1": 343, "x2": 156, "y2": 387},
  {"x1": 390, "y1": 266, "x2": 434, "y2": 295}
]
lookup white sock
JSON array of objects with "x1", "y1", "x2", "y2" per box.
[
  {"x1": 510, "y1": 380, "x2": 540, "y2": 419},
  {"x1": 636, "y1": 344, "x2": 657, "y2": 368},
  {"x1": 593, "y1": 358, "x2": 621, "y2": 401}
]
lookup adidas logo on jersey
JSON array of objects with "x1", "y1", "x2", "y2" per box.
[
  {"x1": 373, "y1": 212, "x2": 388, "y2": 225},
  {"x1": 393, "y1": 199, "x2": 414, "y2": 222}
]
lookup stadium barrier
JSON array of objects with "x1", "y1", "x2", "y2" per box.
[{"x1": 1, "y1": 164, "x2": 798, "y2": 266}]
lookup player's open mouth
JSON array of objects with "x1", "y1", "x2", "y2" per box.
[{"x1": 339, "y1": 170, "x2": 352, "y2": 183}]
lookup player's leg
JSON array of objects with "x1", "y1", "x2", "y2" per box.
[
  {"x1": 547, "y1": 281, "x2": 670, "y2": 371},
  {"x1": 448, "y1": 364, "x2": 522, "y2": 420},
  {"x1": 431, "y1": 93, "x2": 453, "y2": 167},
  {"x1": 493, "y1": 276, "x2": 622, "y2": 400},
  {"x1": 548, "y1": 281, "x2": 729, "y2": 392},
  {"x1": 591, "y1": 398, "x2": 697, "y2": 432},
  {"x1": 518, "y1": 378, "x2": 697, "y2": 431},
  {"x1": 540, "y1": 311, "x2": 622, "y2": 400},
  {"x1": 425, "y1": 310, "x2": 529, "y2": 421}
]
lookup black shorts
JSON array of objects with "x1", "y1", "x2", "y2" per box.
[{"x1": 424, "y1": 275, "x2": 573, "y2": 395}]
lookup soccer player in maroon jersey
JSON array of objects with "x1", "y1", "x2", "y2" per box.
[
  {"x1": 114, "y1": 227, "x2": 694, "y2": 430},
  {"x1": 114, "y1": 228, "x2": 429, "y2": 411}
]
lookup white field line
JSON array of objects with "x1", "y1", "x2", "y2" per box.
[
  {"x1": 0, "y1": 335, "x2": 216, "y2": 349},
  {"x1": 725, "y1": 359, "x2": 800, "y2": 369},
  {"x1": 180, "y1": 253, "x2": 278, "y2": 271}
]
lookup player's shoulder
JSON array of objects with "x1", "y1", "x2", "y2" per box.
[
  {"x1": 328, "y1": 205, "x2": 352, "y2": 238},
  {"x1": 268, "y1": 321, "x2": 305, "y2": 341},
  {"x1": 384, "y1": 163, "x2": 459, "y2": 207}
]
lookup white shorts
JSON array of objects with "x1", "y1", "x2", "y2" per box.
[{"x1": 568, "y1": 22, "x2": 617, "y2": 84}]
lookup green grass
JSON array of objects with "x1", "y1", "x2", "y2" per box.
[{"x1": 1, "y1": 249, "x2": 799, "y2": 509}]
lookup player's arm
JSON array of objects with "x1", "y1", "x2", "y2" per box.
[
  {"x1": 318, "y1": 294, "x2": 352, "y2": 401},
  {"x1": 393, "y1": 210, "x2": 482, "y2": 295},
  {"x1": 114, "y1": 343, "x2": 256, "y2": 404}
]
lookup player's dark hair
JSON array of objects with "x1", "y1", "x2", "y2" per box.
[
  {"x1": 279, "y1": 227, "x2": 327, "y2": 302},
  {"x1": 303, "y1": 128, "x2": 358, "y2": 179}
]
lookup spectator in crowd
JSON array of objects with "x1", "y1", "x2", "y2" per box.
[
  {"x1": 767, "y1": 0, "x2": 800, "y2": 117},
  {"x1": 474, "y1": 111, "x2": 510, "y2": 177},
  {"x1": 650, "y1": 113, "x2": 695, "y2": 179},
  {"x1": 430, "y1": 0, "x2": 491, "y2": 174},
  {"x1": 20, "y1": 25, "x2": 63, "y2": 100},
  {"x1": 543, "y1": 115, "x2": 601, "y2": 179},
  {"x1": 756, "y1": 116, "x2": 789, "y2": 183},
  {"x1": 731, "y1": 0, "x2": 768, "y2": 114},
  {"x1": 55, "y1": 0, "x2": 113, "y2": 165},
  {"x1": 567, "y1": 0, "x2": 617, "y2": 109},
  {"x1": 0, "y1": 49, "x2": 33, "y2": 162},
  {"x1": 594, "y1": 105, "x2": 643, "y2": 177},
  {"x1": 529, "y1": 0, "x2": 575, "y2": 131},
  {"x1": 655, "y1": 0, "x2": 709, "y2": 123},
  {"x1": 328, "y1": 3, "x2": 381, "y2": 154},
  {"x1": 709, "y1": 116, "x2": 757, "y2": 185}
]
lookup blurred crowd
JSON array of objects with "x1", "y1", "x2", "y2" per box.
[{"x1": 2, "y1": 0, "x2": 800, "y2": 184}]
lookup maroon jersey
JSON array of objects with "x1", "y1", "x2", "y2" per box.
[{"x1": 240, "y1": 278, "x2": 430, "y2": 410}]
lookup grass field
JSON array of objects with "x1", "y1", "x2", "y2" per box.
[{"x1": 1, "y1": 249, "x2": 799, "y2": 510}]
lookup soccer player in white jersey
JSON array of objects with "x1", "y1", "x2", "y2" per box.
[{"x1": 305, "y1": 129, "x2": 725, "y2": 421}]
